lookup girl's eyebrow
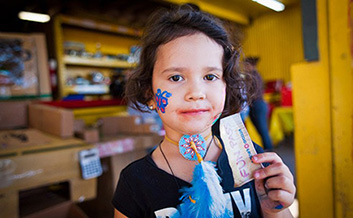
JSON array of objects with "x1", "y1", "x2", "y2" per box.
[
  {"x1": 160, "y1": 66, "x2": 222, "y2": 74},
  {"x1": 205, "y1": 66, "x2": 223, "y2": 72},
  {"x1": 160, "y1": 67, "x2": 186, "y2": 74}
]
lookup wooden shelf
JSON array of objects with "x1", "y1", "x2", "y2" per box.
[
  {"x1": 64, "y1": 84, "x2": 109, "y2": 95},
  {"x1": 55, "y1": 15, "x2": 140, "y2": 98},
  {"x1": 60, "y1": 15, "x2": 142, "y2": 37},
  {"x1": 63, "y1": 56, "x2": 135, "y2": 68}
]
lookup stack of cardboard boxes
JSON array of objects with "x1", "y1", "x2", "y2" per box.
[
  {"x1": 0, "y1": 101, "x2": 163, "y2": 217},
  {"x1": 0, "y1": 102, "x2": 95, "y2": 218}
]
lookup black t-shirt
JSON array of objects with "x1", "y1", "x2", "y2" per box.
[{"x1": 112, "y1": 124, "x2": 265, "y2": 217}]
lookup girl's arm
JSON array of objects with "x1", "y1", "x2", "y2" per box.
[
  {"x1": 114, "y1": 209, "x2": 128, "y2": 218},
  {"x1": 251, "y1": 152, "x2": 296, "y2": 218}
]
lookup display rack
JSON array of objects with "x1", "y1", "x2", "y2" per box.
[
  {"x1": 54, "y1": 15, "x2": 141, "y2": 98},
  {"x1": 63, "y1": 55, "x2": 134, "y2": 68}
]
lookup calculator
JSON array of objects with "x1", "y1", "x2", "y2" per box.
[{"x1": 79, "y1": 148, "x2": 103, "y2": 180}]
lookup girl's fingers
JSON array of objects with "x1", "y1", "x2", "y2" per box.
[
  {"x1": 252, "y1": 152, "x2": 294, "y2": 182},
  {"x1": 265, "y1": 175, "x2": 296, "y2": 194},
  {"x1": 254, "y1": 177, "x2": 267, "y2": 197},
  {"x1": 254, "y1": 173, "x2": 296, "y2": 201},
  {"x1": 252, "y1": 152, "x2": 296, "y2": 211},
  {"x1": 252, "y1": 152, "x2": 282, "y2": 165},
  {"x1": 266, "y1": 189, "x2": 295, "y2": 207},
  {"x1": 253, "y1": 162, "x2": 293, "y2": 182}
]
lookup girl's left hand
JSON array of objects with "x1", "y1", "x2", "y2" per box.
[{"x1": 252, "y1": 152, "x2": 296, "y2": 217}]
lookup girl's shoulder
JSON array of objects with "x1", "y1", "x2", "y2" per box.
[{"x1": 119, "y1": 150, "x2": 156, "y2": 178}]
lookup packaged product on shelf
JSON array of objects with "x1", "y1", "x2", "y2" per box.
[{"x1": 0, "y1": 33, "x2": 51, "y2": 99}]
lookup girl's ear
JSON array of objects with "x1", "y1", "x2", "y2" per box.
[
  {"x1": 147, "y1": 89, "x2": 156, "y2": 110},
  {"x1": 147, "y1": 99, "x2": 156, "y2": 110}
]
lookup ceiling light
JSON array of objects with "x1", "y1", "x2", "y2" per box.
[
  {"x1": 252, "y1": 0, "x2": 285, "y2": 12},
  {"x1": 18, "y1": 11, "x2": 51, "y2": 23}
]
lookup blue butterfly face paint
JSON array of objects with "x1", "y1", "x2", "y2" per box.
[{"x1": 155, "y1": 88, "x2": 172, "y2": 113}]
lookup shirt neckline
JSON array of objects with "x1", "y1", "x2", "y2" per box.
[{"x1": 144, "y1": 135, "x2": 225, "y2": 186}]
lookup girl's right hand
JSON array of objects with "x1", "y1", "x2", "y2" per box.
[{"x1": 251, "y1": 152, "x2": 296, "y2": 217}]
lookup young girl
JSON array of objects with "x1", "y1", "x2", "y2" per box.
[{"x1": 112, "y1": 5, "x2": 295, "y2": 218}]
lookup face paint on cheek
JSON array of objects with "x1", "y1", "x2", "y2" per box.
[
  {"x1": 211, "y1": 113, "x2": 222, "y2": 125},
  {"x1": 155, "y1": 88, "x2": 172, "y2": 113},
  {"x1": 210, "y1": 91, "x2": 225, "y2": 126}
]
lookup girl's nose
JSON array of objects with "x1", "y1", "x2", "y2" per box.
[{"x1": 185, "y1": 81, "x2": 206, "y2": 101}]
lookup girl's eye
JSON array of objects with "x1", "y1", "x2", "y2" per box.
[
  {"x1": 169, "y1": 75, "x2": 183, "y2": 82},
  {"x1": 204, "y1": 74, "x2": 218, "y2": 81}
]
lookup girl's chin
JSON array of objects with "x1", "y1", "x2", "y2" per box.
[
  {"x1": 179, "y1": 126, "x2": 212, "y2": 136},
  {"x1": 164, "y1": 117, "x2": 216, "y2": 136}
]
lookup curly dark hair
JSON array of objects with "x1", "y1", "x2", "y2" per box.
[{"x1": 125, "y1": 4, "x2": 254, "y2": 117}]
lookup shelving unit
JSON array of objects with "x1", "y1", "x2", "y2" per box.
[
  {"x1": 63, "y1": 55, "x2": 135, "y2": 68},
  {"x1": 54, "y1": 15, "x2": 141, "y2": 98},
  {"x1": 64, "y1": 84, "x2": 109, "y2": 95}
]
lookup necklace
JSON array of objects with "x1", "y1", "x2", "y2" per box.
[
  {"x1": 158, "y1": 136, "x2": 214, "y2": 185},
  {"x1": 159, "y1": 145, "x2": 181, "y2": 189},
  {"x1": 165, "y1": 132, "x2": 212, "y2": 161},
  {"x1": 159, "y1": 136, "x2": 220, "y2": 205},
  {"x1": 165, "y1": 132, "x2": 212, "y2": 146},
  {"x1": 203, "y1": 136, "x2": 214, "y2": 159}
]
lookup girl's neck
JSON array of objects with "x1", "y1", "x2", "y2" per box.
[
  {"x1": 161, "y1": 129, "x2": 214, "y2": 158},
  {"x1": 164, "y1": 128, "x2": 212, "y2": 144},
  {"x1": 159, "y1": 132, "x2": 222, "y2": 164},
  {"x1": 165, "y1": 131, "x2": 212, "y2": 146}
]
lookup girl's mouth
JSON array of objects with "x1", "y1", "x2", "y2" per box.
[{"x1": 179, "y1": 109, "x2": 210, "y2": 115}]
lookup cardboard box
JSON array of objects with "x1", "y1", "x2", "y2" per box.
[
  {"x1": 96, "y1": 134, "x2": 163, "y2": 158},
  {"x1": 75, "y1": 128, "x2": 99, "y2": 144},
  {"x1": 139, "y1": 123, "x2": 160, "y2": 134},
  {"x1": 100, "y1": 115, "x2": 141, "y2": 135},
  {"x1": 99, "y1": 116, "x2": 160, "y2": 135},
  {"x1": 0, "y1": 100, "x2": 30, "y2": 129},
  {"x1": 23, "y1": 201, "x2": 88, "y2": 218},
  {"x1": 73, "y1": 119, "x2": 85, "y2": 132},
  {"x1": 29, "y1": 104, "x2": 74, "y2": 138}
]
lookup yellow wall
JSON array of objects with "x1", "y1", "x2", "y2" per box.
[
  {"x1": 292, "y1": 0, "x2": 353, "y2": 217},
  {"x1": 242, "y1": 5, "x2": 304, "y2": 83}
]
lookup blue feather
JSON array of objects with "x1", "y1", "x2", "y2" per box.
[{"x1": 173, "y1": 161, "x2": 233, "y2": 218}]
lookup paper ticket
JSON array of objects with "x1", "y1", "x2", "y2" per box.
[{"x1": 220, "y1": 113, "x2": 262, "y2": 187}]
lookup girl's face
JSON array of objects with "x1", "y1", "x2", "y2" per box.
[{"x1": 151, "y1": 33, "x2": 226, "y2": 138}]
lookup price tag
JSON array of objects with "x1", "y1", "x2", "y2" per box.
[{"x1": 220, "y1": 113, "x2": 262, "y2": 187}]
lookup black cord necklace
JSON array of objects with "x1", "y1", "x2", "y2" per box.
[
  {"x1": 204, "y1": 136, "x2": 214, "y2": 159},
  {"x1": 159, "y1": 144, "x2": 181, "y2": 189},
  {"x1": 158, "y1": 135, "x2": 215, "y2": 189}
]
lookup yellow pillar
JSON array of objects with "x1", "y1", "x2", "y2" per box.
[
  {"x1": 292, "y1": 0, "x2": 353, "y2": 217},
  {"x1": 291, "y1": 0, "x2": 333, "y2": 217},
  {"x1": 329, "y1": 0, "x2": 353, "y2": 217}
]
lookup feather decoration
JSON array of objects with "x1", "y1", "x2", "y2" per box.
[{"x1": 173, "y1": 161, "x2": 233, "y2": 218}]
